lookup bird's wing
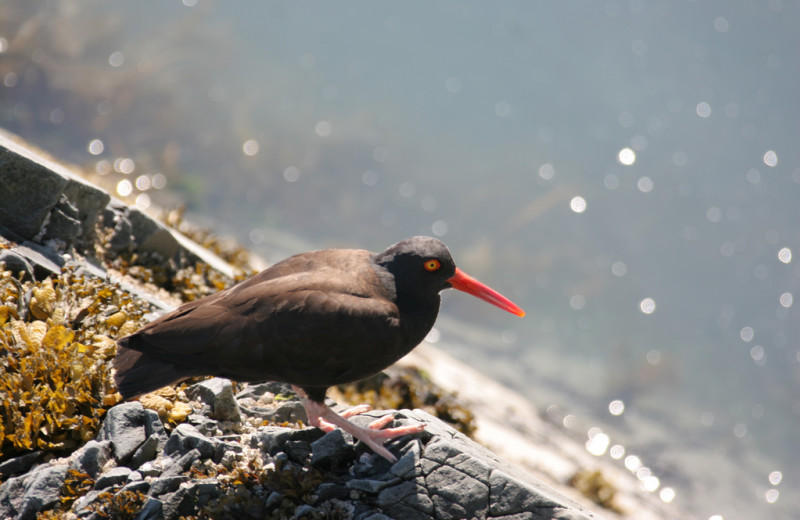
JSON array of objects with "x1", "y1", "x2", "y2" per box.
[{"x1": 120, "y1": 263, "x2": 404, "y2": 383}]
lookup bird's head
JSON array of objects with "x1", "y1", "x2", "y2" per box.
[{"x1": 375, "y1": 236, "x2": 525, "y2": 317}]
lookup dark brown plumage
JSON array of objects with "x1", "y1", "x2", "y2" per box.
[{"x1": 114, "y1": 236, "x2": 524, "y2": 461}]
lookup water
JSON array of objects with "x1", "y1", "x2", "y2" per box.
[{"x1": 2, "y1": 1, "x2": 799, "y2": 518}]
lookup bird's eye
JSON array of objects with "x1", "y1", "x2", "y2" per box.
[{"x1": 424, "y1": 259, "x2": 441, "y2": 272}]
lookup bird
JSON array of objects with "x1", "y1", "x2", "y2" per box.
[{"x1": 114, "y1": 236, "x2": 524, "y2": 462}]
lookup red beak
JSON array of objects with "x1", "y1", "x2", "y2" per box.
[{"x1": 447, "y1": 268, "x2": 526, "y2": 317}]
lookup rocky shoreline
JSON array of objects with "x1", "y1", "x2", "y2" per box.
[{"x1": 0, "y1": 131, "x2": 678, "y2": 519}]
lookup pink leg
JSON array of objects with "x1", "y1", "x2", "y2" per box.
[{"x1": 293, "y1": 387, "x2": 425, "y2": 462}]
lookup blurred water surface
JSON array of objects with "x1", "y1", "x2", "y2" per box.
[{"x1": 2, "y1": 1, "x2": 799, "y2": 518}]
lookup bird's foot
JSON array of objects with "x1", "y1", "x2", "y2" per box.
[{"x1": 302, "y1": 399, "x2": 425, "y2": 463}]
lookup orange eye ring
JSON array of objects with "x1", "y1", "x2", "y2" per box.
[{"x1": 424, "y1": 259, "x2": 441, "y2": 272}]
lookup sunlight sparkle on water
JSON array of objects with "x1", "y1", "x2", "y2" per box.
[
  {"x1": 283, "y1": 166, "x2": 300, "y2": 183},
  {"x1": 639, "y1": 298, "x2": 656, "y2": 314},
  {"x1": 611, "y1": 261, "x2": 627, "y2": 277},
  {"x1": 585, "y1": 430, "x2": 609, "y2": 456},
  {"x1": 779, "y1": 293, "x2": 792, "y2": 308},
  {"x1": 637, "y1": 176, "x2": 653, "y2": 192},
  {"x1": 740, "y1": 326, "x2": 754, "y2": 342},
  {"x1": 315, "y1": 120, "x2": 332, "y2": 137},
  {"x1": 116, "y1": 179, "x2": 132, "y2": 197},
  {"x1": 242, "y1": 139, "x2": 259, "y2": 156},
  {"x1": 777, "y1": 247, "x2": 792, "y2": 263},
  {"x1": 570, "y1": 196, "x2": 587, "y2": 213},
  {"x1": 88, "y1": 139, "x2": 104, "y2": 155},
  {"x1": 617, "y1": 147, "x2": 636, "y2": 165},
  {"x1": 135, "y1": 193, "x2": 150, "y2": 210},
  {"x1": 763, "y1": 150, "x2": 778, "y2": 167},
  {"x1": 609, "y1": 400, "x2": 625, "y2": 415},
  {"x1": 768, "y1": 470, "x2": 783, "y2": 485},
  {"x1": 538, "y1": 163, "x2": 555, "y2": 180},
  {"x1": 765, "y1": 489, "x2": 779, "y2": 503},
  {"x1": 696, "y1": 101, "x2": 711, "y2": 118},
  {"x1": 114, "y1": 158, "x2": 135, "y2": 174},
  {"x1": 659, "y1": 487, "x2": 676, "y2": 503},
  {"x1": 609, "y1": 445, "x2": 625, "y2": 459}
]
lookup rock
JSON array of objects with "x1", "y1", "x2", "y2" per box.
[
  {"x1": 6, "y1": 463, "x2": 69, "y2": 520},
  {"x1": 135, "y1": 497, "x2": 163, "y2": 520},
  {"x1": 161, "y1": 448, "x2": 201, "y2": 478},
  {"x1": 130, "y1": 409, "x2": 168, "y2": 469},
  {"x1": 94, "y1": 467, "x2": 133, "y2": 490},
  {"x1": 314, "y1": 482, "x2": 351, "y2": 502},
  {"x1": 0, "y1": 450, "x2": 41, "y2": 479},
  {"x1": 161, "y1": 482, "x2": 199, "y2": 519},
  {"x1": 70, "y1": 439, "x2": 113, "y2": 479},
  {"x1": 293, "y1": 504, "x2": 320, "y2": 519},
  {"x1": 149, "y1": 475, "x2": 189, "y2": 497},
  {"x1": 7, "y1": 243, "x2": 65, "y2": 280},
  {"x1": 42, "y1": 194, "x2": 82, "y2": 244},
  {"x1": 186, "y1": 377, "x2": 242, "y2": 422},
  {"x1": 0, "y1": 138, "x2": 68, "y2": 239},
  {"x1": 164, "y1": 423, "x2": 217, "y2": 459},
  {"x1": 98, "y1": 402, "x2": 148, "y2": 464},
  {"x1": 0, "y1": 249, "x2": 34, "y2": 280},
  {"x1": 310, "y1": 429, "x2": 355, "y2": 469},
  {"x1": 376, "y1": 477, "x2": 434, "y2": 520}
]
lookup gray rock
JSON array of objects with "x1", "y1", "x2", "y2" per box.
[
  {"x1": 98, "y1": 402, "x2": 148, "y2": 464},
  {"x1": 134, "y1": 497, "x2": 163, "y2": 520},
  {"x1": 376, "y1": 477, "x2": 434, "y2": 520},
  {"x1": 94, "y1": 467, "x2": 133, "y2": 490},
  {"x1": 0, "y1": 249, "x2": 34, "y2": 281},
  {"x1": 264, "y1": 490, "x2": 283, "y2": 509},
  {"x1": 42, "y1": 194, "x2": 82, "y2": 243},
  {"x1": 186, "y1": 377, "x2": 242, "y2": 422},
  {"x1": 8, "y1": 243, "x2": 65, "y2": 280},
  {"x1": 0, "y1": 471, "x2": 27, "y2": 519},
  {"x1": 161, "y1": 448, "x2": 201, "y2": 478},
  {"x1": 0, "y1": 139, "x2": 68, "y2": 239},
  {"x1": 164, "y1": 423, "x2": 217, "y2": 459},
  {"x1": 489, "y1": 469, "x2": 559, "y2": 516},
  {"x1": 70, "y1": 439, "x2": 113, "y2": 479},
  {"x1": 293, "y1": 504, "x2": 320, "y2": 519},
  {"x1": 130, "y1": 435, "x2": 160, "y2": 469},
  {"x1": 120, "y1": 480, "x2": 151, "y2": 495},
  {"x1": 127, "y1": 207, "x2": 179, "y2": 260},
  {"x1": 310, "y1": 429, "x2": 355, "y2": 469},
  {"x1": 314, "y1": 482, "x2": 350, "y2": 502},
  {"x1": 60, "y1": 176, "x2": 110, "y2": 243},
  {"x1": 347, "y1": 477, "x2": 400, "y2": 494},
  {"x1": 0, "y1": 450, "x2": 40, "y2": 479},
  {"x1": 161, "y1": 483, "x2": 198, "y2": 519},
  {"x1": 149, "y1": 475, "x2": 189, "y2": 497},
  {"x1": 14, "y1": 463, "x2": 68, "y2": 520},
  {"x1": 130, "y1": 410, "x2": 167, "y2": 468}
]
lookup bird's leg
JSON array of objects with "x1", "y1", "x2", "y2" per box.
[{"x1": 293, "y1": 386, "x2": 425, "y2": 463}]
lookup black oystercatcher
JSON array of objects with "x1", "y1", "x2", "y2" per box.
[{"x1": 114, "y1": 236, "x2": 524, "y2": 461}]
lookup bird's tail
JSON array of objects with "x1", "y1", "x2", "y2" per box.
[{"x1": 113, "y1": 344, "x2": 195, "y2": 400}]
